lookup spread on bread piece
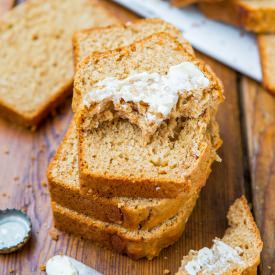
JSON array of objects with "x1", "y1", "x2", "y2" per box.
[
  {"x1": 176, "y1": 196, "x2": 263, "y2": 275},
  {"x1": 0, "y1": 0, "x2": 118, "y2": 128},
  {"x1": 82, "y1": 61, "x2": 210, "y2": 142},
  {"x1": 72, "y1": 18, "x2": 195, "y2": 111}
]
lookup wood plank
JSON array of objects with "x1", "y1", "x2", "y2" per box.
[
  {"x1": 241, "y1": 78, "x2": 275, "y2": 274},
  {"x1": 0, "y1": 1, "x2": 249, "y2": 274}
]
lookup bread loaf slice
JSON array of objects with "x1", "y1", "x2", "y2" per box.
[
  {"x1": 48, "y1": 120, "x2": 207, "y2": 230},
  {"x1": 258, "y1": 34, "x2": 275, "y2": 95},
  {"x1": 176, "y1": 196, "x2": 263, "y2": 274},
  {"x1": 199, "y1": 0, "x2": 275, "y2": 33},
  {"x1": 0, "y1": 0, "x2": 118, "y2": 128},
  {"x1": 72, "y1": 18, "x2": 195, "y2": 112},
  {"x1": 171, "y1": 0, "x2": 221, "y2": 7},
  {"x1": 75, "y1": 33, "x2": 223, "y2": 142},
  {"x1": 52, "y1": 191, "x2": 200, "y2": 260},
  {"x1": 78, "y1": 107, "x2": 221, "y2": 198}
]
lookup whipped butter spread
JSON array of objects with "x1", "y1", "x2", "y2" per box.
[
  {"x1": 84, "y1": 62, "x2": 210, "y2": 120},
  {"x1": 185, "y1": 239, "x2": 244, "y2": 275},
  {"x1": 46, "y1": 255, "x2": 102, "y2": 275}
]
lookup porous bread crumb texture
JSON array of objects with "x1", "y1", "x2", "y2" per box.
[
  {"x1": 72, "y1": 18, "x2": 194, "y2": 72},
  {"x1": 258, "y1": 34, "x2": 275, "y2": 95},
  {"x1": 176, "y1": 196, "x2": 263, "y2": 275},
  {"x1": 78, "y1": 109, "x2": 221, "y2": 198},
  {"x1": 48, "y1": 120, "x2": 212, "y2": 230},
  {"x1": 171, "y1": 0, "x2": 221, "y2": 7},
  {"x1": 198, "y1": 0, "x2": 275, "y2": 33},
  {"x1": 52, "y1": 191, "x2": 200, "y2": 260},
  {"x1": 73, "y1": 33, "x2": 224, "y2": 122},
  {"x1": 0, "y1": 0, "x2": 118, "y2": 127}
]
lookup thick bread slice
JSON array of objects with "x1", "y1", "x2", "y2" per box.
[
  {"x1": 74, "y1": 33, "x2": 223, "y2": 137},
  {"x1": 176, "y1": 196, "x2": 263, "y2": 275},
  {"x1": 0, "y1": 0, "x2": 118, "y2": 128},
  {"x1": 78, "y1": 108, "x2": 221, "y2": 198},
  {"x1": 72, "y1": 18, "x2": 195, "y2": 112},
  {"x1": 258, "y1": 34, "x2": 275, "y2": 95},
  {"x1": 171, "y1": 0, "x2": 221, "y2": 7},
  {"x1": 52, "y1": 191, "x2": 200, "y2": 260},
  {"x1": 48, "y1": 120, "x2": 206, "y2": 230},
  {"x1": 199, "y1": 0, "x2": 275, "y2": 33}
]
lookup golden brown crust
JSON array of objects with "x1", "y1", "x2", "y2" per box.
[
  {"x1": 199, "y1": 1, "x2": 275, "y2": 33},
  {"x1": 257, "y1": 34, "x2": 275, "y2": 95},
  {"x1": 52, "y1": 191, "x2": 199, "y2": 260},
  {"x1": 171, "y1": 0, "x2": 221, "y2": 7}
]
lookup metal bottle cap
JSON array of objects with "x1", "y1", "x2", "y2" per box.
[{"x1": 0, "y1": 209, "x2": 32, "y2": 254}]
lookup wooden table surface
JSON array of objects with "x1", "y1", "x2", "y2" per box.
[{"x1": 0, "y1": 1, "x2": 274, "y2": 274}]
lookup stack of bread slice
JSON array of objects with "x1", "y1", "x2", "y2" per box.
[{"x1": 48, "y1": 19, "x2": 224, "y2": 259}]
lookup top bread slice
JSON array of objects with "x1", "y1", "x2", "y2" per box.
[
  {"x1": 258, "y1": 34, "x2": 275, "y2": 95},
  {"x1": 176, "y1": 196, "x2": 263, "y2": 274},
  {"x1": 199, "y1": 0, "x2": 275, "y2": 33},
  {"x1": 171, "y1": 0, "x2": 221, "y2": 7},
  {"x1": 0, "y1": 0, "x2": 118, "y2": 128},
  {"x1": 72, "y1": 18, "x2": 195, "y2": 112},
  {"x1": 75, "y1": 33, "x2": 223, "y2": 142}
]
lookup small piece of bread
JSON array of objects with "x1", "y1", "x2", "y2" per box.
[
  {"x1": 52, "y1": 191, "x2": 200, "y2": 260},
  {"x1": 258, "y1": 34, "x2": 275, "y2": 95},
  {"x1": 171, "y1": 0, "x2": 221, "y2": 7},
  {"x1": 199, "y1": 0, "x2": 275, "y2": 33},
  {"x1": 72, "y1": 18, "x2": 195, "y2": 112},
  {"x1": 48, "y1": 120, "x2": 206, "y2": 230},
  {"x1": 176, "y1": 196, "x2": 263, "y2": 274},
  {"x1": 0, "y1": 0, "x2": 118, "y2": 127}
]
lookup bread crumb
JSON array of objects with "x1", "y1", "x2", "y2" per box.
[
  {"x1": 163, "y1": 269, "x2": 170, "y2": 274},
  {"x1": 49, "y1": 228, "x2": 59, "y2": 241},
  {"x1": 156, "y1": 186, "x2": 160, "y2": 191},
  {"x1": 31, "y1": 156, "x2": 36, "y2": 161},
  {"x1": 9, "y1": 268, "x2": 14, "y2": 273},
  {"x1": 40, "y1": 265, "x2": 46, "y2": 271},
  {"x1": 3, "y1": 148, "x2": 9, "y2": 155},
  {"x1": 14, "y1": 176, "x2": 19, "y2": 181},
  {"x1": 27, "y1": 184, "x2": 32, "y2": 188},
  {"x1": 164, "y1": 256, "x2": 168, "y2": 260},
  {"x1": 41, "y1": 181, "x2": 47, "y2": 187},
  {"x1": 2, "y1": 193, "x2": 7, "y2": 197}
]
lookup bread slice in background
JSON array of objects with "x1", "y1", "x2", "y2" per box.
[
  {"x1": 258, "y1": 34, "x2": 275, "y2": 95},
  {"x1": 171, "y1": 0, "x2": 221, "y2": 7},
  {"x1": 48, "y1": 119, "x2": 203, "y2": 230},
  {"x1": 52, "y1": 191, "x2": 200, "y2": 260},
  {"x1": 198, "y1": 0, "x2": 275, "y2": 33},
  {"x1": 176, "y1": 196, "x2": 263, "y2": 274},
  {"x1": 72, "y1": 18, "x2": 195, "y2": 112},
  {"x1": 0, "y1": 0, "x2": 118, "y2": 128}
]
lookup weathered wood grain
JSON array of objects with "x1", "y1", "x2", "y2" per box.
[
  {"x1": 241, "y1": 78, "x2": 275, "y2": 275},
  {"x1": 0, "y1": 1, "x2": 258, "y2": 274}
]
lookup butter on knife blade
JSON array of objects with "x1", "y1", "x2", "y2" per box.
[{"x1": 46, "y1": 255, "x2": 102, "y2": 275}]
